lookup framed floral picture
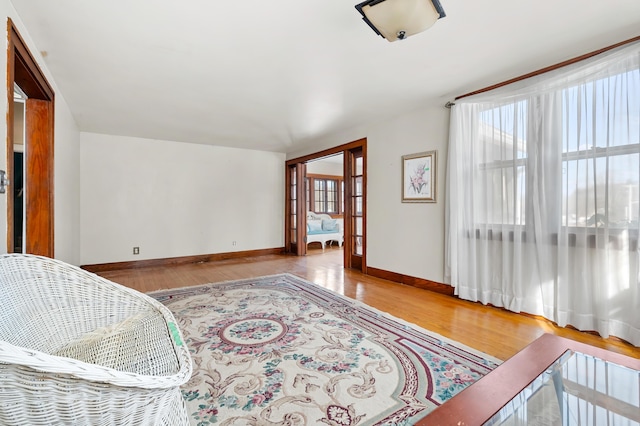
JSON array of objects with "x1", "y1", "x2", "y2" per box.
[{"x1": 402, "y1": 150, "x2": 437, "y2": 203}]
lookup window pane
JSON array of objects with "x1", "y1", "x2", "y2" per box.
[
  {"x1": 479, "y1": 101, "x2": 528, "y2": 161},
  {"x1": 354, "y1": 176, "x2": 363, "y2": 196},
  {"x1": 563, "y1": 72, "x2": 640, "y2": 153},
  {"x1": 326, "y1": 180, "x2": 338, "y2": 213},
  {"x1": 354, "y1": 216, "x2": 363, "y2": 235},
  {"x1": 355, "y1": 156, "x2": 363, "y2": 175},
  {"x1": 305, "y1": 178, "x2": 309, "y2": 212},
  {"x1": 314, "y1": 179, "x2": 326, "y2": 212},
  {"x1": 353, "y1": 236, "x2": 363, "y2": 255},
  {"x1": 563, "y1": 154, "x2": 639, "y2": 228},
  {"x1": 477, "y1": 165, "x2": 526, "y2": 225},
  {"x1": 353, "y1": 196, "x2": 363, "y2": 216},
  {"x1": 477, "y1": 101, "x2": 528, "y2": 226}
]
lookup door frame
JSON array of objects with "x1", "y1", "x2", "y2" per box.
[
  {"x1": 6, "y1": 18, "x2": 55, "y2": 256},
  {"x1": 285, "y1": 138, "x2": 367, "y2": 272}
]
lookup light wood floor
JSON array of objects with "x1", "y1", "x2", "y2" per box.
[{"x1": 97, "y1": 247, "x2": 639, "y2": 361}]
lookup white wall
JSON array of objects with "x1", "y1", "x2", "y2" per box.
[
  {"x1": 80, "y1": 133, "x2": 285, "y2": 265},
  {"x1": 306, "y1": 156, "x2": 343, "y2": 176},
  {"x1": 1, "y1": 0, "x2": 444, "y2": 274},
  {"x1": 288, "y1": 105, "x2": 450, "y2": 283},
  {"x1": 54, "y1": 98, "x2": 81, "y2": 264},
  {"x1": 0, "y1": 5, "x2": 81, "y2": 264}
]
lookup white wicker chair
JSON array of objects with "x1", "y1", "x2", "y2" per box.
[{"x1": 0, "y1": 254, "x2": 193, "y2": 425}]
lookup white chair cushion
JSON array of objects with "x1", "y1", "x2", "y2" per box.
[{"x1": 54, "y1": 311, "x2": 178, "y2": 376}]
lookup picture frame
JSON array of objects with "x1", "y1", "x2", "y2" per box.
[{"x1": 402, "y1": 150, "x2": 437, "y2": 203}]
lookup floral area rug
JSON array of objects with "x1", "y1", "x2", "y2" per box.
[{"x1": 150, "y1": 274, "x2": 500, "y2": 425}]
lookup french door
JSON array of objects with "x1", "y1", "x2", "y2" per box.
[
  {"x1": 284, "y1": 139, "x2": 366, "y2": 272},
  {"x1": 285, "y1": 163, "x2": 307, "y2": 256},
  {"x1": 344, "y1": 147, "x2": 365, "y2": 271}
]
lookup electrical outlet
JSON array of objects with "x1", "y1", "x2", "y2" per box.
[
  {"x1": 232, "y1": 241, "x2": 237, "y2": 246},
  {"x1": 133, "y1": 247, "x2": 140, "y2": 255}
]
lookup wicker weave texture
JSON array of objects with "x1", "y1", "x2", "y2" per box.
[{"x1": 0, "y1": 254, "x2": 193, "y2": 425}]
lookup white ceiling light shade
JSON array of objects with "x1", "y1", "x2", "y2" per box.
[{"x1": 355, "y1": 0, "x2": 446, "y2": 42}]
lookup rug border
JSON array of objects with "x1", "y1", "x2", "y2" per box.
[{"x1": 148, "y1": 272, "x2": 503, "y2": 365}]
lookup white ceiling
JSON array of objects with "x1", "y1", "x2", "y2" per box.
[{"x1": 10, "y1": 0, "x2": 640, "y2": 153}]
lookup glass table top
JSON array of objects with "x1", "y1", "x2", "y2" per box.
[{"x1": 485, "y1": 350, "x2": 640, "y2": 425}]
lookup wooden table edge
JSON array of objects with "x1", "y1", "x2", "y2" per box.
[{"x1": 419, "y1": 333, "x2": 640, "y2": 426}]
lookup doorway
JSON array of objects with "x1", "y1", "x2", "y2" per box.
[
  {"x1": 305, "y1": 153, "x2": 344, "y2": 257},
  {"x1": 285, "y1": 138, "x2": 367, "y2": 272},
  {"x1": 6, "y1": 19, "x2": 55, "y2": 256}
]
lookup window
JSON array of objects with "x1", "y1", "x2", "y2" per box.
[
  {"x1": 306, "y1": 174, "x2": 344, "y2": 215},
  {"x1": 476, "y1": 71, "x2": 640, "y2": 231},
  {"x1": 561, "y1": 73, "x2": 640, "y2": 229},
  {"x1": 478, "y1": 101, "x2": 528, "y2": 226},
  {"x1": 446, "y1": 40, "x2": 640, "y2": 347}
]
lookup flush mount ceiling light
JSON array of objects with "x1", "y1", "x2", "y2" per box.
[{"x1": 355, "y1": 0, "x2": 446, "y2": 42}]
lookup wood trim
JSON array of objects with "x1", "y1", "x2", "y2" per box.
[
  {"x1": 6, "y1": 21, "x2": 15, "y2": 253},
  {"x1": 25, "y1": 99, "x2": 54, "y2": 257},
  {"x1": 8, "y1": 19, "x2": 54, "y2": 101},
  {"x1": 7, "y1": 19, "x2": 55, "y2": 256},
  {"x1": 81, "y1": 247, "x2": 286, "y2": 273},
  {"x1": 422, "y1": 333, "x2": 640, "y2": 425},
  {"x1": 456, "y1": 35, "x2": 640, "y2": 101},
  {"x1": 369, "y1": 267, "x2": 636, "y2": 344},
  {"x1": 307, "y1": 173, "x2": 342, "y2": 180},
  {"x1": 367, "y1": 266, "x2": 454, "y2": 296},
  {"x1": 286, "y1": 138, "x2": 366, "y2": 166}
]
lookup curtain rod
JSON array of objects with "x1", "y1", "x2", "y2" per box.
[{"x1": 452, "y1": 34, "x2": 640, "y2": 102}]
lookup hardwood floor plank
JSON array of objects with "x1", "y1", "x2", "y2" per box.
[{"x1": 95, "y1": 248, "x2": 639, "y2": 361}]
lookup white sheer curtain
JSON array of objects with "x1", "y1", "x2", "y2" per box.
[{"x1": 445, "y1": 42, "x2": 640, "y2": 346}]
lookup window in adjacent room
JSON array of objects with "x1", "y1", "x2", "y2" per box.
[{"x1": 306, "y1": 175, "x2": 343, "y2": 215}]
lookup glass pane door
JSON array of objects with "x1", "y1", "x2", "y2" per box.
[
  {"x1": 285, "y1": 163, "x2": 307, "y2": 256},
  {"x1": 346, "y1": 148, "x2": 365, "y2": 271}
]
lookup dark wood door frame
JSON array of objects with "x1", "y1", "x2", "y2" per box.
[
  {"x1": 6, "y1": 18, "x2": 55, "y2": 256},
  {"x1": 285, "y1": 138, "x2": 367, "y2": 272}
]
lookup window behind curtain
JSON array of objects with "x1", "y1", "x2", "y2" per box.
[
  {"x1": 476, "y1": 71, "x2": 640, "y2": 231},
  {"x1": 561, "y1": 72, "x2": 640, "y2": 229},
  {"x1": 478, "y1": 101, "x2": 528, "y2": 226},
  {"x1": 446, "y1": 41, "x2": 640, "y2": 346}
]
